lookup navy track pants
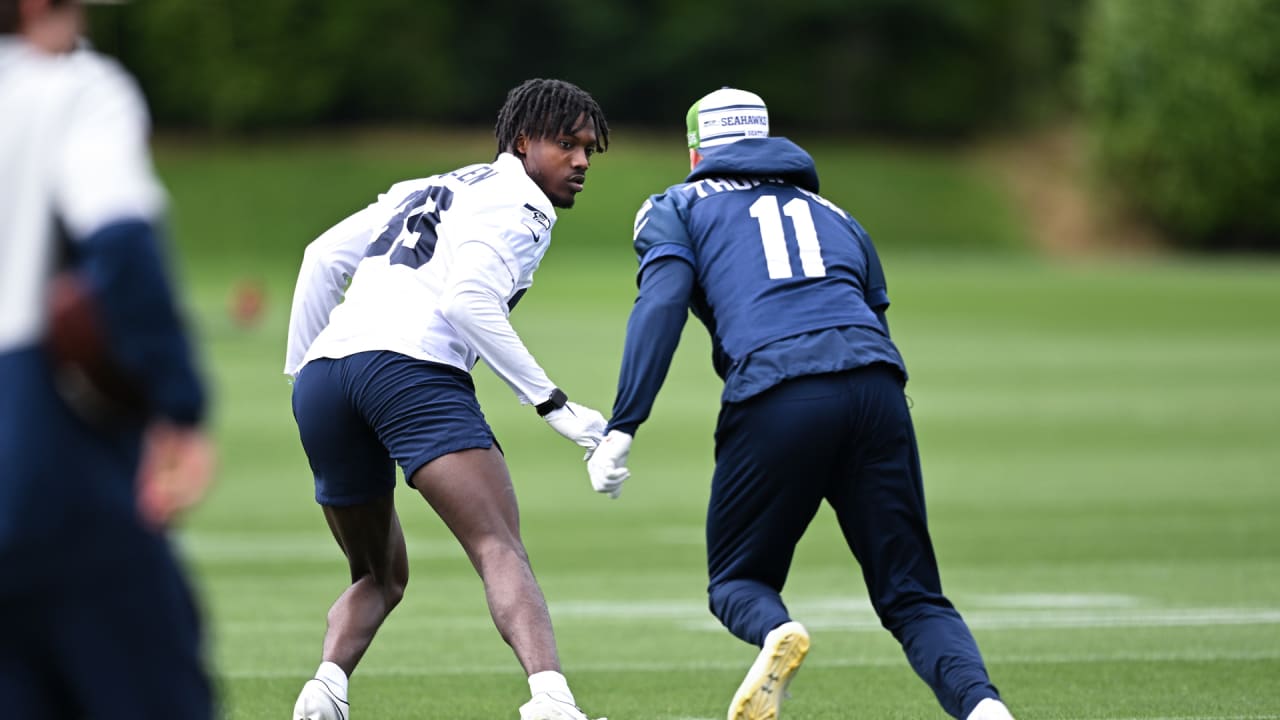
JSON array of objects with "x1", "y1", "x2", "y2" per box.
[{"x1": 705, "y1": 363, "x2": 1000, "y2": 718}]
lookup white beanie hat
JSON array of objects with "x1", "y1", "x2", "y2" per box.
[{"x1": 686, "y1": 87, "x2": 770, "y2": 149}]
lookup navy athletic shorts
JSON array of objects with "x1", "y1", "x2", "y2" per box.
[{"x1": 291, "y1": 351, "x2": 496, "y2": 506}]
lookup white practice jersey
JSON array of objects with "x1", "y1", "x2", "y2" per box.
[
  {"x1": 285, "y1": 153, "x2": 561, "y2": 405},
  {"x1": 0, "y1": 38, "x2": 165, "y2": 354}
]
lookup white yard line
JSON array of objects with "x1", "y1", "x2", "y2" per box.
[
  {"x1": 217, "y1": 596, "x2": 1280, "y2": 634},
  {"x1": 1090, "y1": 712, "x2": 1280, "y2": 717},
  {"x1": 217, "y1": 648, "x2": 1280, "y2": 679}
]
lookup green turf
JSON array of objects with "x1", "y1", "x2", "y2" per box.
[{"x1": 156, "y1": 132, "x2": 1280, "y2": 719}]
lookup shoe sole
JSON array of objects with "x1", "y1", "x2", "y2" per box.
[
  {"x1": 519, "y1": 694, "x2": 593, "y2": 720},
  {"x1": 727, "y1": 624, "x2": 810, "y2": 720}
]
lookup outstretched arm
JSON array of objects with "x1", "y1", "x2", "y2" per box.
[
  {"x1": 441, "y1": 240, "x2": 605, "y2": 450},
  {"x1": 440, "y1": 240, "x2": 558, "y2": 403},
  {"x1": 606, "y1": 256, "x2": 694, "y2": 435}
]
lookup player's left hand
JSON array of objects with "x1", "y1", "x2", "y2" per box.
[
  {"x1": 544, "y1": 401, "x2": 607, "y2": 450},
  {"x1": 586, "y1": 430, "x2": 632, "y2": 499}
]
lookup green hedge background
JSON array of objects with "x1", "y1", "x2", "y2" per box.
[
  {"x1": 88, "y1": 0, "x2": 1084, "y2": 135},
  {"x1": 1080, "y1": 0, "x2": 1280, "y2": 249},
  {"x1": 87, "y1": 0, "x2": 1279, "y2": 249}
]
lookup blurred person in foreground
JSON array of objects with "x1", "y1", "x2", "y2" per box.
[
  {"x1": 0, "y1": 0, "x2": 216, "y2": 717},
  {"x1": 586, "y1": 87, "x2": 1016, "y2": 720},
  {"x1": 284, "y1": 78, "x2": 611, "y2": 720}
]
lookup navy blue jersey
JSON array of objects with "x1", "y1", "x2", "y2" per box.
[
  {"x1": 607, "y1": 137, "x2": 906, "y2": 434},
  {"x1": 603, "y1": 135, "x2": 1005, "y2": 720}
]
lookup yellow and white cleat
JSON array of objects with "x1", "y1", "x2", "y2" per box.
[{"x1": 727, "y1": 621, "x2": 810, "y2": 720}]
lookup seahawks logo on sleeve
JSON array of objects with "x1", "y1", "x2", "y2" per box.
[{"x1": 521, "y1": 203, "x2": 551, "y2": 242}]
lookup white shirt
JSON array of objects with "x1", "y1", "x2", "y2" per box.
[
  {"x1": 284, "y1": 153, "x2": 561, "y2": 406},
  {"x1": 0, "y1": 38, "x2": 165, "y2": 353}
]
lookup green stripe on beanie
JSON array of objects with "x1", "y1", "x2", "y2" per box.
[{"x1": 686, "y1": 87, "x2": 769, "y2": 149}]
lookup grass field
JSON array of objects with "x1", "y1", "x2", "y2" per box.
[{"x1": 157, "y1": 132, "x2": 1280, "y2": 719}]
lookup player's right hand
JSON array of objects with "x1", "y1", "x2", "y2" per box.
[
  {"x1": 137, "y1": 422, "x2": 217, "y2": 530},
  {"x1": 586, "y1": 430, "x2": 632, "y2": 499},
  {"x1": 543, "y1": 401, "x2": 606, "y2": 450}
]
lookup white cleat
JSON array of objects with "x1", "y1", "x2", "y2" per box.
[
  {"x1": 728, "y1": 621, "x2": 810, "y2": 720},
  {"x1": 967, "y1": 698, "x2": 1016, "y2": 720},
  {"x1": 519, "y1": 691, "x2": 606, "y2": 720},
  {"x1": 293, "y1": 677, "x2": 350, "y2": 720}
]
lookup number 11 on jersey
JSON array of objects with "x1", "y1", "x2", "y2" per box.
[{"x1": 749, "y1": 195, "x2": 826, "y2": 279}]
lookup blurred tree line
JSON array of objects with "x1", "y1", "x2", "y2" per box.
[
  {"x1": 1080, "y1": 0, "x2": 1280, "y2": 250},
  {"x1": 88, "y1": 0, "x2": 1278, "y2": 250},
  {"x1": 87, "y1": 0, "x2": 1082, "y2": 135}
]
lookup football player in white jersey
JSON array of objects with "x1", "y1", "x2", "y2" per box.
[
  {"x1": 0, "y1": 0, "x2": 216, "y2": 717},
  {"x1": 285, "y1": 78, "x2": 610, "y2": 720}
]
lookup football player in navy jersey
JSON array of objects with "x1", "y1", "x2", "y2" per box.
[
  {"x1": 284, "y1": 79, "x2": 609, "y2": 720},
  {"x1": 587, "y1": 88, "x2": 1015, "y2": 720},
  {"x1": 1, "y1": 0, "x2": 216, "y2": 717}
]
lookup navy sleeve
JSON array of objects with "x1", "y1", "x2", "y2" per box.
[
  {"x1": 851, "y1": 218, "x2": 892, "y2": 337},
  {"x1": 633, "y1": 190, "x2": 695, "y2": 272},
  {"x1": 605, "y1": 256, "x2": 694, "y2": 436},
  {"x1": 79, "y1": 219, "x2": 207, "y2": 426}
]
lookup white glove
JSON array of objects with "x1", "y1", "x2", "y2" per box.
[
  {"x1": 586, "y1": 430, "x2": 632, "y2": 499},
  {"x1": 543, "y1": 401, "x2": 607, "y2": 450}
]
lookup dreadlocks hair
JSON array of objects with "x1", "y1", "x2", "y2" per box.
[
  {"x1": 1, "y1": 0, "x2": 21, "y2": 34},
  {"x1": 494, "y1": 78, "x2": 610, "y2": 160}
]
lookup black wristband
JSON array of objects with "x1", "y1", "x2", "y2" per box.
[{"x1": 535, "y1": 388, "x2": 568, "y2": 416}]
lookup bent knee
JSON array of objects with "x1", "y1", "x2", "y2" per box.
[
  {"x1": 876, "y1": 593, "x2": 960, "y2": 635},
  {"x1": 708, "y1": 578, "x2": 770, "y2": 617},
  {"x1": 385, "y1": 578, "x2": 407, "y2": 609},
  {"x1": 356, "y1": 564, "x2": 408, "y2": 609}
]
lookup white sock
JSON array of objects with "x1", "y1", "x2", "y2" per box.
[
  {"x1": 528, "y1": 670, "x2": 575, "y2": 705},
  {"x1": 315, "y1": 661, "x2": 349, "y2": 702},
  {"x1": 967, "y1": 698, "x2": 1014, "y2": 720}
]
